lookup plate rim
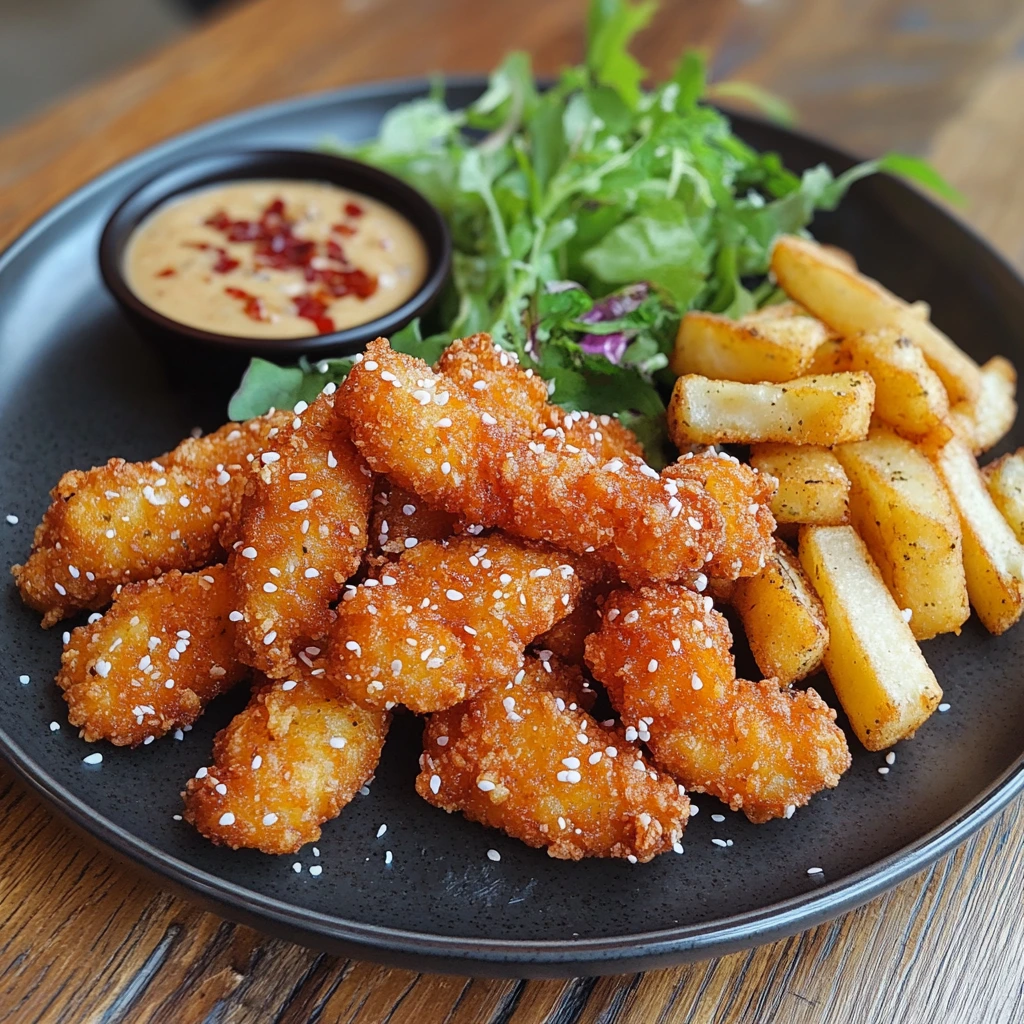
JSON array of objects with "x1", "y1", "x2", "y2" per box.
[{"x1": 2, "y1": 75, "x2": 1024, "y2": 975}]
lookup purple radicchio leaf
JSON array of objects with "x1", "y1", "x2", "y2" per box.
[{"x1": 578, "y1": 283, "x2": 649, "y2": 365}]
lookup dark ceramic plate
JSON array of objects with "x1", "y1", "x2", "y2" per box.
[{"x1": 2, "y1": 79, "x2": 1024, "y2": 979}]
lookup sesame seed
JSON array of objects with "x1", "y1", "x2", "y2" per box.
[
  {"x1": 627, "y1": 855, "x2": 638, "y2": 864},
  {"x1": 441, "y1": 462, "x2": 451, "y2": 475},
  {"x1": 327, "y1": 450, "x2": 337, "y2": 468},
  {"x1": 309, "y1": 865, "x2": 323, "y2": 876},
  {"x1": 878, "y1": 766, "x2": 890, "y2": 775},
  {"x1": 429, "y1": 774, "x2": 441, "y2": 794},
  {"x1": 711, "y1": 813, "x2": 725, "y2": 822},
  {"x1": 195, "y1": 767, "x2": 208, "y2": 779},
  {"x1": 691, "y1": 673, "x2": 703, "y2": 691},
  {"x1": 364, "y1": 360, "x2": 378, "y2": 370},
  {"x1": 229, "y1": 610, "x2": 244, "y2": 622},
  {"x1": 446, "y1": 589, "x2": 464, "y2": 601},
  {"x1": 49, "y1": 721, "x2": 60, "y2": 732},
  {"x1": 807, "y1": 867, "x2": 823, "y2": 875},
  {"x1": 712, "y1": 838, "x2": 728, "y2": 848},
  {"x1": 242, "y1": 546, "x2": 258, "y2": 559},
  {"x1": 345, "y1": 641, "x2": 362, "y2": 656},
  {"x1": 938, "y1": 703, "x2": 950, "y2": 713},
  {"x1": 289, "y1": 499, "x2": 309, "y2": 511},
  {"x1": 304, "y1": 567, "x2": 320, "y2": 578},
  {"x1": 487, "y1": 849, "x2": 501, "y2": 861},
  {"x1": 289, "y1": 472, "x2": 307, "y2": 481},
  {"x1": 689, "y1": 805, "x2": 699, "y2": 817},
  {"x1": 54, "y1": 583, "x2": 67, "y2": 596},
  {"x1": 83, "y1": 753, "x2": 103, "y2": 765},
  {"x1": 886, "y1": 752, "x2": 896, "y2": 765},
  {"x1": 5, "y1": 515, "x2": 17, "y2": 525},
  {"x1": 261, "y1": 452, "x2": 280, "y2": 464},
  {"x1": 477, "y1": 780, "x2": 496, "y2": 792},
  {"x1": 215, "y1": 783, "x2": 228, "y2": 795},
  {"x1": 263, "y1": 631, "x2": 277, "y2": 645},
  {"x1": 901, "y1": 608, "x2": 913, "y2": 622},
  {"x1": 648, "y1": 659, "x2": 658, "y2": 672},
  {"x1": 330, "y1": 736, "x2": 347, "y2": 749},
  {"x1": 292, "y1": 862, "x2": 302, "y2": 873},
  {"x1": 263, "y1": 582, "x2": 278, "y2": 593},
  {"x1": 377, "y1": 824, "x2": 388, "y2": 838},
  {"x1": 263, "y1": 813, "x2": 278, "y2": 825}
]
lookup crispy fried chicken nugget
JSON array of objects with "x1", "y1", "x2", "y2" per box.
[
  {"x1": 370, "y1": 479, "x2": 459, "y2": 558},
  {"x1": 326, "y1": 534, "x2": 580, "y2": 713},
  {"x1": 57, "y1": 566, "x2": 246, "y2": 746},
  {"x1": 666, "y1": 451, "x2": 777, "y2": 580},
  {"x1": 229, "y1": 389, "x2": 373, "y2": 677},
  {"x1": 339, "y1": 339, "x2": 726, "y2": 585},
  {"x1": 183, "y1": 669, "x2": 388, "y2": 854},
  {"x1": 13, "y1": 410, "x2": 290, "y2": 626},
  {"x1": 417, "y1": 657, "x2": 689, "y2": 861},
  {"x1": 437, "y1": 333, "x2": 643, "y2": 461},
  {"x1": 585, "y1": 584, "x2": 850, "y2": 823}
]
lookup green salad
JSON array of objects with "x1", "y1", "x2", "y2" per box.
[{"x1": 229, "y1": 0, "x2": 952, "y2": 465}]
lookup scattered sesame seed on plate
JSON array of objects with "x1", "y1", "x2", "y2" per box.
[
  {"x1": 309, "y1": 865, "x2": 323, "y2": 877},
  {"x1": 878, "y1": 766, "x2": 890, "y2": 775},
  {"x1": 807, "y1": 866, "x2": 823, "y2": 875},
  {"x1": 711, "y1": 814, "x2": 725, "y2": 822},
  {"x1": 5, "y1": 514, "x2": 17, "y2": 525},
  {"x1": 83, "y1": 752, "x2": 103, "y2": 765},
  {"x1": 49, "y1": 722, "x2": 60, "y2": 732},
  {"x1": 292, "y1": 862, "x2": 302, "y2": 873},
  {"x1": 18, "y1": 674, "x2": 29, "y2": 685},
  {"x1": 487, "y1": 849, "x2": 501, "y2": 862},
  {"x1": 385, "y1": 851, "x2": 393, "y2": 865},
  {"x1": 377, "y1": 824, "x2": 388, "y2": 838},
  {"x1": 938, "y1": 703, "x2": 951, "y2": 712}
]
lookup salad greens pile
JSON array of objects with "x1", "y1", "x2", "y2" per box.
[{"x1": 229, "y1": 0, "x2": 953, "y2": 463}]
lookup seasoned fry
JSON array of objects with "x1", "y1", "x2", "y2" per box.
[
  {"x1": 667, "y1": 372, "x2": 874, "y2": 447},
  {"x1": 807, "y1": 338, "x2": 853, "y2": 374},
  {"x1": 183, "y1": 669, "x2": 389, "y2": 854},
  {"x1": 748, "y1": 444, "x2": 850, "y2": 525},
  {"x1": 844, "y1": 328, "x2": 950, "y2": 441},
  {"x1": 229, "y1": 390, "x2": 373, "y2": 677},
  {"x1": 339, "y1": 339, "x2": 744, "y2": 585},
  {"x1": 417, "y1": 657, "x2": 689, "y2": 861},
  {"x1": 326, "y1": 534, "x2": 580, "y2": 713},
  {"x1": 983, "y1": 449, "x2": 1024, "y2": 544},
  {"x1": 771, "y1": 234, "x2": 981, "y2": 403},
  {"x1": 732, "y1": 539, "x2": 829, "y2": 684},
  {"x1": 670, "y1": 308, "x2": 830, "y2": 383},
  {"x1": 799, "y1": 525, "x2": 943, "y2": 749},
  {"x1": 666, "y1": 451, "x2": 776, "y2": 579},
  {"x1": 835, "y1": 430, "x2": 968, "y2": 640},
  {"x1": 585, "y1": 584, "x2": 850, "y2": 822},
  {"x1": 57, "y1": 566, "x2": 246, "y2": 746},
  {"x1": 947, "y1": 356, "x2": 1017, "y2": 455},
  {"x1": 438, "y1": 333, "x2": 643, "y2": 461},
  {"x1": 370, "y1": 480, "x2": 459, "y2": 558},
  {"x1": 932, "y1": 437, "x2": 1024, "y2": 635},
  {"x1": 12, "y1": 410, "x2": 290, "y2": 626}
]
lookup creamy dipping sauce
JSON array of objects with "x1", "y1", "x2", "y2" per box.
[{"x1": 124, "y1": 180, "x2": 429, "y2": 338}]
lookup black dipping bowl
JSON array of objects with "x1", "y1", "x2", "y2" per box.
[{"x1": 98, "y1": 149, "x2": 451, "y2": 381}]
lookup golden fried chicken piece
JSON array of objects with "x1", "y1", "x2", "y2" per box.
[
  {"x1": 183, "y1": 669, "x2": 388, "y2": 854},
  {"x1": 13, "y1": 410, "x2": 290, "y2": 626},
  {"x1": 532, "y1": 555, "x2": 620, "y2": 665},
  {"x1": 417, "y1": 657, "x2": 689, "y2": 861},
  {"x1": 369, "y1": 479, "x2": 459, "y2": 558},
  {"x1": 229, "y1": 389, "x2": 373, "y2": 677},
  {"x1": 57, "y1": 566, "x2": 246, "y2": 746},
  {"x1": 585, "y1": 584, "x2": 850, "y2": 823},
  {"x1": 326, "y1": 533, "x2": 580, "y2": 713},
  {"x1": 666, "y1": 451, "x2": 777, "y2": 580},
  {"x1": 338, "y1": 339, "x2": 729, "y2": 585},
  {"x1": 437, "y1": 333, "x2": 643, "y2": 461}
]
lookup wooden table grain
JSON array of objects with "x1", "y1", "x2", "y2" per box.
[{"x1": 2, "y1": 1, "x2": 1024, "y2": 1021}]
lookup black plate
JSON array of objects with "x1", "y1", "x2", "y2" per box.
[{"x1": 2, "y1": 78, "x2": 1023, "y2": 979}]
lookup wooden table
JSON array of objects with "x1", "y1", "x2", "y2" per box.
[{"x1": 3, "y1": 1, "x2": 1024, "y2": 1020}]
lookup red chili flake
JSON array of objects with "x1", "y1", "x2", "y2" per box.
[
  {"x1": 326, "y1": 240, "x2": 347, "y2": 263},
  {"x1": 184, "y1": 241, "x2": 239, "y2": 274},
  {"x1": 332, "y1": 223, "x2": 357, "y2": 236},
  {"x1": 224, "y1": 286, "x2": 268, "y2": 322},
  {"x1": 293, "y1": 293, "x2": 335, "y2": 334},
  {"x1": 156, "y1": 267, "x2": 177, "y2": 278},
  {"x1": 344, "y1": 201, "x2": 364, "y2": 218}
]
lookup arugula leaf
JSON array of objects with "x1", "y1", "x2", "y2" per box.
[
  {"x1": 587, "y1": 0, "x2": 658, "y2": 109},
  {"x1": 228, "y1": 357, "x2": 352, "y2": 420}
]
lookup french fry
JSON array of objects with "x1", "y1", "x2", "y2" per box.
[
  {"x1": 732, "y1": 539, "x2": 829, "y2": 684},
  {"x1": 749, "y1": 444, "x2": 850, "y2": 525},
  {"x1": 835, "y1": 430, "x2": 968, "y2": 640},
  {"x1": 982, "y1": 449, "x2": 1024, "y2": 544},
  {"x1": 799, "y1": 525, "x2": 943, "y2": 750},
  {"x1": 667, "y1": 372, "x2": 874, "y2": 447},
  {"x1": 670, "y1": 308, "x2": 829, "y2": 383},
  {"x1": 844, "y1": 328, "x2": 950, "y2": 441},
  {"x1": 807, "y1": 338, "x2": 853, "y2": 374},
  {"x1": 771, "y1": 235, "x2": 982, "y2": 404},
  {"x1": 947, "y1": 356, "x2": 1017, "y2": 455},
  {"x1": 932, "y1": 437, "x2": 1024, "y2": 635}
]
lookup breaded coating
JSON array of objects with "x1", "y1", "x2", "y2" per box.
[
  {"x1": 183, "y1": 669, "x2": 388, "y2": 854},
  {"x1": 13, "y1": 410, "x2": 290, "y2": 626},
  {"x1": 229, "y1": 389, "x2": 373, "y2": 677},
  {"x1": 666, "y1": 450, "x2": 777, "y2": 580},
  {"x1": 57, "y1": 566, "x2": 246, "y2": 746},
  {"x1": 585, "y1": 584, "x2": 850, "y2": 823},
  {"x1": 339, "y1": 339, "x2": 727, "y2": 585},
  {"x1": 326, "y1": 534, "x2": 580, "y2": 713},
  {"x1": 417, "y1": 657, "x2": 689, "y2": 861},
  {"x1": 370, "y1": 479, "x2": 459, "y2": 558},
  {"x1": 437, "y1": 333, "x2": 643, "y2": 461},
  {"x1": 532, "y1": 555, "x2": 620, "y2": 665}
]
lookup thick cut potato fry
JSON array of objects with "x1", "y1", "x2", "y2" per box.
[
  {"x1": 947, "y1": 356, "x2": 1017, "y2": 455},
  {"x1": 667, "y1": 373, "x2": 874, "y2": 447},
  {"x1": 844, "y1": 329, "x2": 949, "y2": 440},
  {"x1": 771, "y1": 235, "x2": 981, "y2": 404},
  {"x1": 932, "y1": 437, "x2": 1024, "y2": 635},
  {"x1": 835, "y1": 431, "x2": 969, "y2": 640},
  {"x1": 799, "y1": 525, "x2": 943, "y2": 750},
  {"x1": 732, "y1": 540, "x2": 829, "y2": 684},
  {"x1": 807, "y1": 339, "x2": 853, "y2": 374},
  {"x1": 748, "y1": 444, "x2": 850, "y2": 525},
  {"x1": 670, "y1": 308, "x2": 829, "y2": 383},
  {"x1": 983, "y1": 449, "x2": 1024, "y2": 544}
]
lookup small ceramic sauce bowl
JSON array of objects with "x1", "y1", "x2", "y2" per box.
[{"x1": 99, "y1": 149, "x2": 451, "y2": 378}]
